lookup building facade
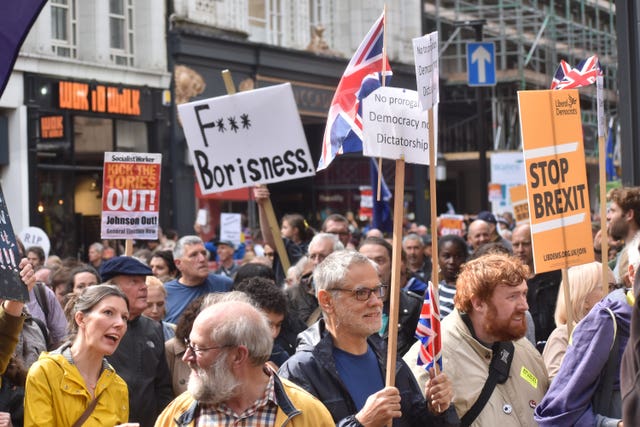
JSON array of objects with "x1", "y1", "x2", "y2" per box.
[
  {"x1": 0, "y1": 0, "x2": 618, "y2": 257},
  {"x1": 0, "y1": 0, "x2": 170, "y2": 258},
  {"x1": 168, "y1": 0, "x2": 437, "y2": 239},
  {"x1": 168, "y1": 0, "x2": 618, "y2": 238}
]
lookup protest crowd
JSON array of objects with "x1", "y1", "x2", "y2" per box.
[
  {"x1": 0, "y1": 187, "x2": 638, "y2": 426},
  {"x1": 0, "y1": 5, "x2": 637, "y2": 427}
]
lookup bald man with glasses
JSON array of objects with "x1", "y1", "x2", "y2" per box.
[
  {"x1": 279, "y1": 250, "x2": 458, "y2": 427},
  {"x1": 156, "y1": 296, "x2": 333, "y2": 426}
]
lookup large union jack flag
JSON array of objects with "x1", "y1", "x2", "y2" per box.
[
  {"x1": 317, "y1": 12, "x2": 392, "y2": 171},
  {"x1": 550, "y1": 55, "x2": 602, "y2": 90},
  {"x1": 415, "y1": 281, "x2": 442, "y2": 371}
]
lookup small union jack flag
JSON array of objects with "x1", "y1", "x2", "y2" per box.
[
  {"x1": 317, "y1": 12, "x2": 392, "y2": 171},
  {"x1": 550, "y1": 55, "x2": 602, "y2": 90},
  {"x1": 415, "y1": 281, "x2": 442, "y2": 371}
]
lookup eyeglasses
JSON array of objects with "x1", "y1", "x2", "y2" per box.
[
  {"x1": 184, "y1": 338, "x2": 229, "y2": 356},
  {"x1": 329, "y1": 284, "x2": 388, "y2": 301},
  {"x1": 264, "y1": 251, "x2": 275, "y2": 258}
]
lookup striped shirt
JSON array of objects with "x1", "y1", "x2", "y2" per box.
[
  {"x1": 439, "y1": 280, "x2": 456, "y2": 318},
  {"x1": 197, "y1": 372, "x2": 277, "y2": 426}
]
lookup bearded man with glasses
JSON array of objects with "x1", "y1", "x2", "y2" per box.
[
  {"x1": 279, "y1": 250, "x2": 458, "y2": 427},
  {"x1": 156, "y1": 297, "x2": 333, "y2": 426}
]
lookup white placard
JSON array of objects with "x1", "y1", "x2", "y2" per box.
[
  {"x1": 490, "y1": 151, "x2": 527, "y2": 212},
  {"x1": 413, "y1": 31, "x2": 439, "y2": 111},
  {"x1": 196, "y1": 208, "x2": 208, "y2": 226},
  {"x1": 362, "y1": 86, "x2": 437, "y2": 165},
  {"x1": 19, "y1": 226, "x2": 50, "y2": 257},
  {"x1": 491, "y1": 152, "x2": 526, "y2": 184},
  {"x1": 178, "y1": 83, "x2": 315, "y2": 194},
  {"x1": 220, "y1": 213, "x2": 242, "y2": 247}
]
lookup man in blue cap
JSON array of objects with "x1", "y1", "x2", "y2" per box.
[
  {"x1": 476, "y1": 210, "x2": 513, "y2": 252},
  {"x1": 101, "y1": 256, "x2": 173, "y2": 427},
  {"x1": 215, "y1": 239, "x2": 238, "y2": 278}
]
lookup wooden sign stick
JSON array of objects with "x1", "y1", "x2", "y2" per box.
[
  {"x1": 385, "y1": 157, "x2": 405, "y2": 387},
  {"x1": 125, "y1": 239, "x2": 134, "y2": 256},
  {"x1": 562, "y1": 268, "x2": 574, "y2": 336},
  {"x1": 429, "y1": 108, "x2": 439, "y2": 307}
]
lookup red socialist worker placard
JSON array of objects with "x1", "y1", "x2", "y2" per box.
[{"x1": 101, "y1": 152, "x2": 162, "y2": 240}]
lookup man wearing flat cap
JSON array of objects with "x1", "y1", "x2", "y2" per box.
[{"x1": 101, "y1": 256, "x2": 174, "y2": 427}]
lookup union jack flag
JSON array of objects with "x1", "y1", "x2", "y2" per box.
[
  {"x1": 415, "y1": 281, "x2": 442, "y2": 371},
  {"x1": 317, "y1": 12, "x2": 392, "y2": 171},
  {"x1": 550, "y1": 55, "x2": 602, "y2": 90}
]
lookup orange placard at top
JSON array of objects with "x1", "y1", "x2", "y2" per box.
[
  {"x1": 517, "y1": 90, "x2": 594, "y2": 274},
  {"x1": 509, "y1": 184, "x2": 530, "y2": 224}
]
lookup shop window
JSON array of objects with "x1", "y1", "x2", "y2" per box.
[
  {"x1": 115, "y1": 120, "x2": 147, "y2": 152},
  {"x1": 109, "y1": 0, "x2": 134, "y2": 66},
  {"x1": 249, "y1": 0, "x2": 284, "y2": 45},
  {"x1": 74, "y1": 116, "x2": 113, "y2": 163},
  {"x1": 51, "y1": 0, "x2": 77, "y2": 58},
  {"x1": 309, "y1": 0, "x2": 335, "y2": 44}
]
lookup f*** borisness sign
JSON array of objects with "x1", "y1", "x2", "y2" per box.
[
  {"x1": 178, "y1": 83, "x2": 315, "y2": 194},
  {"x1": 518, "y1": 89, "x2": 593, "y2": 274}
]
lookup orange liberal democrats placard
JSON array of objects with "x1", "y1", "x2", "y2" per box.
[
  {"x1": 517, "y1": 90, "x2": 593, "y2": 274},
  {"x1": 438, "y1": 214, "x2": 465, "y2": 237},
  {"x1": 101, "y1": 152, "x2": 162, "y2": 240},
  {"x1": 509, "y1": 184, "x2": 530, "y2": 224}
]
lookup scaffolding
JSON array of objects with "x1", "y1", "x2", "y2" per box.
[{"x1": 426, "y1": 0, "x2": 617, "y2": 158}]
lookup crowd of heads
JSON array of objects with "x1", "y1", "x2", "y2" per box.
[{"x1": 12, "y1": 191, "x2": 640, "y2": 426}]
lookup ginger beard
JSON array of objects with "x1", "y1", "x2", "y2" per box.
[
  {"x1": 187, "y1": 351, "x2": 240, "y2": 405},
  {"x1": 483, "y1": 300, "x2": 528, "y2": 342}
]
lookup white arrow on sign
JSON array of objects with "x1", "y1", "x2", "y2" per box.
[{"x1": 471, "y1": 46, "x2": 492, "y2": 83}]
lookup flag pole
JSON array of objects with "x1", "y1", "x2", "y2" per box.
[
  {"x1": 428, "y1": 106, "x2": 441, "y2": 372},
  {"x1": 386, "y1": 157, "x2": 404, "y2": 388},
  {"x1": 562, "y1": 268, "x2": 574, "y2": 336},
  {"x1": 428, "y1": 108, "x2": 438, "y2": 308},
  {"x1": 377, "y1": 5, "x2": 388, "y2": 202},
  {"x1": 596, "y1": 74, "x2": 608, "y2": 295},
  {"x1": 221, "y1": 70, "x2": 290, "y2": 272},
  {"x1": 383, "y1": 3, "x2": 403, "y2": 388}
]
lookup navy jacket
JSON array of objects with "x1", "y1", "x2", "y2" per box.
[{"x1": 279, "y1": 327, "x2": 458, "y2": 427}]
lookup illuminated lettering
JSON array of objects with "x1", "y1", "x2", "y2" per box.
[{"x1": 58, "y1": 80, "x2": 141, "y2": 116}]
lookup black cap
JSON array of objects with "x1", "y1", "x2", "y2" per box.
[
  {"x1": 100, "y1": 256, "x2": 152, "y2": 282},
  {"x1": 476, "y1": 210, "x2": 497, "y2": 224}
]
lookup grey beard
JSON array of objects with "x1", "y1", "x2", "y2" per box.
[{"x1": 188, "y1": 352, "x2": 240, "y2": 405}]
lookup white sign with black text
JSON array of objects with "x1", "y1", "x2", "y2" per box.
[
  {"x1": 362, "y1": 86, "x2": 437, "y2": 165},
  {"x1": 219, "y1": 213, "x2": 242, "y2": 247},
  {"x1": 178, "y1": 83, "x2": 315, "y2": 194},
  {"x1": 413, "y1": 31, "x2": 439, "y2": 111}
]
